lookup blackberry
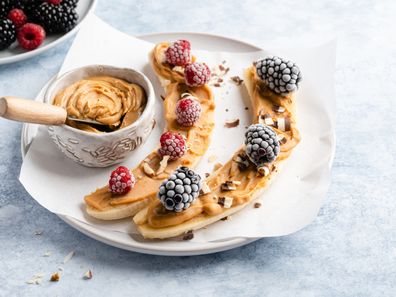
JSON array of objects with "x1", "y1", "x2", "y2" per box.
[
  {"x1": 16, "y1": 0, "x2": 43, "y2": 17},
  {"x1": 62, "y1": 0, "x2": 78, "y2": 9},
  {"x1": 33, "y1": 3, "x2": 78, "y2": 34},
  {"x1": 245, "y1": 124, "x2": 280, "y2": 167},
  {"x1": 0, "y1": 0, "x2": 13, "y2": 17},
  {"x1": 0, "y1": 18, "x2": 16, "y2": 50},
  {"x1": 158, "y1": 167, "x2": 202, "y2": 212},
  {"x1": 255, "y1": 56, "x2": 302, "y2": 96}
]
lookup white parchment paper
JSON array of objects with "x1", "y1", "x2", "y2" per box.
[{"x1": 19, "y1": 15, "x2": 336, "y2": 242}]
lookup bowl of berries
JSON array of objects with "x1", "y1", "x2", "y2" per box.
[{"x1": 0, "y1": 0, "x2": 97, "y2": 65}]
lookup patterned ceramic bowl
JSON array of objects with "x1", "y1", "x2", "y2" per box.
[{"x1": 43, "y1": 65, "x2": 155, "y2": 167}]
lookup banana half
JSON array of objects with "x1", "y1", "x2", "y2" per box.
[
  {"x1": 133, "y1": 65, "x2": 301, "y2": 239},
  {"x1": 83, "y1": 43, "x2": 215, "y2": 220}
]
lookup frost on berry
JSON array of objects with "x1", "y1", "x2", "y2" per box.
[
  {"x1": 158, "y1": 132, "x2": 187, "y2": 160},
  {"x1": 175, "y1": 96, "x2": 202, "y2": 126},
  {"x1": 255, "y1": 56, "x2": 302, "y2": 96},
  {"x1": 184, "y1": 62, "x2": 211, "y2": 87}
]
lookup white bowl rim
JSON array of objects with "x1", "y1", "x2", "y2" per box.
[{"x1": 43, "y1": 64, "x2": 155, "y2": 138}]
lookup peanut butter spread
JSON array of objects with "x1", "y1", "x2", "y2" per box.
[
  {"x1": 53, "y1": 76, "x2": 146, "y2": 133},
  {"x1": 84, "y1": 45, "x2": 215, "y2": 211},
  {"x1": 138, "y1": 66, "x2": 301, "y2": 228}
]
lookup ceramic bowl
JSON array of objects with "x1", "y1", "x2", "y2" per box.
[{"x1": 43, "y1": 65, "x2": 155, "y2": 167}]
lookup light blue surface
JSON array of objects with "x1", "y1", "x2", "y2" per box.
[{"x1": 0, "y1": 0, "x2": 395, "y2": 296}]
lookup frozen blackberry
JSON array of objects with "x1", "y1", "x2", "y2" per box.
[
  {"x1": 255, "y1": 56, "x2": 302, "y2": 96},
  {"x1": 245, "y1": 124, "x2": 280, "y2": 167},
  {"x1": 33, "y1": 3, "x2": 78, "y2": 34},
  {"x1": 158, "y1": 167, "x2": 202, "y2": 212},
  {"x1": 0, "y1": 18, "x2": 16, "y2": 50}
]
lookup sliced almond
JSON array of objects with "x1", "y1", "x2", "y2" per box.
[
  {"x1": 156, "y1": 155, "x2": 170, "y2": 175},
  {"x1": 225, "y1": 118, "x2": 240, "y2": 128},
  {"x1": 143, "y1": 162, "x2": 155, "y2": 177}
]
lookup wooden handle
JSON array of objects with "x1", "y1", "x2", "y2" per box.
[{"x1": 0, "y1": 96, "x2": 67, "y2": 125}]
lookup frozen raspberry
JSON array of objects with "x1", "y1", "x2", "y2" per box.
[
  {"x1": 165, "y1": 39, "x2": 191, "y2": 66},
  {"x1": 175, "y1": 96, "x2": 202, "y2": 127},
  {"x1": 45, "y1": 0, "x2": 63, "y2": 4},
  {"x1": 17, "y1": 23, "x2": 46, "y2": 51},
  {"x1": 184, "y1": 62, "x2": 211, "y2": 87},
  {"x1": 108, "y1": 166, "x2": 135, "y2": 195},
  {"x1": 7, "y1": 9, "x2": 27, "y2": 28},
  {"x1": 158, "y1": 131, "x2": 187, "y2": 160}
]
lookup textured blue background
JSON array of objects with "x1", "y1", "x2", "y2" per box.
[{"x1": 0, "y1": 0, "x2": 395, "y2": 296}]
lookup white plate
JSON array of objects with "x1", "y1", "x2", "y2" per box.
[
  {"x1": 0, "y1": 0, "x2": 97, "y2": 65},
  {"x1": 21, "y1": 33, "x2": 330, "y2": 256}
]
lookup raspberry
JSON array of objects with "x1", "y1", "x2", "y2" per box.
[
  {"x1": 108, "y1": 166, "x2": 135, "y2": 195},
  {"x1": 165, "y1": 39, "x2": 191, "y2": 66},
  {"x1": 158, "y1": 131, "x2": 187, "y2": 160},
  {"x1": 175, "y1": 95, "x2": 202, "y2": 127},
  {"x1": 45, "y1": 0, "x2": 62, "y2": 4},
  {"x1": 7, "y1": 9, "x2": 27, "y2": 28},
  {"x1": 17, "y1": 23, "x2": 46, "y2": 51},
  {"x1": 184, "y1": 62, "x2": 211, "y2": 87}
]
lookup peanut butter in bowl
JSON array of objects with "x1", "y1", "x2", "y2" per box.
[{"x1": 52, "y1": 76, "x2": 147, "y2": 133}]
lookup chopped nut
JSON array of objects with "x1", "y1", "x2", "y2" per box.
[
  {"x1": 276, "y1": 117, "x2": 291, "y2": 131},
  {"x1": 156, "y1": 155, "x2": 170, "y2": 175},
  {"x1": 258, "y1": 113, "x2": 275, "y2": 126},
  {"x1": 83, "y1": 270, "x2": 93, "y2": 280},
  {"x1": 277, "y1": 134, "x2": 287, "y2": 144},
  {"x1": 254, "y1": 202, "x2": 262, "y2": 208},
  {"x1": 273, "y1": 105, "x2": 286, "y2": 113},
  {"x1": 257, "y1": 166, "x2": 270, "y2": 177},
  {"x1": 221, "y1": 180, "x2": 241, "y2": 191},
  {"x1": 221, "y1": 216, "x2": 230, "y2": 221},
  {"x1": 181, "y1": 92, "x2": 192, "y2": 98},
  {"x1": 214, "y1": 83, "x2": 221, "y2": 87},
  {"x1": 234, "y1": 153, "x2": 250, "y2": 171},
  {"x1": 205, "y1": 172, "x2": 210, "y2": 178},
  {"x1": 225, "y1": 118, "x2": 240, "y2": 128},
  {"x1": 62, "y1": 251, "x2": 75, "y2": 264},
  {"x1": 50, "y1": 272, "x2": 60, "y2": 282},
  {"x1": 200, "y1": 182, "x2": 211, "y2": 195},
  {"x1": 230, "y1": 76, "x2": 244, "y2": 85},
  {"x1": 218, "y1": 197, "x2": 233, "y2": 208},
  {"x1": 183, "y1": 230, "x2": 194, "y2": 240},
  {"x1": 143, "y1": 162, "x2": 155, "y2": 177},
  {"x1": 172, "y1": 66, "x2": 185, "y2": 74}
]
